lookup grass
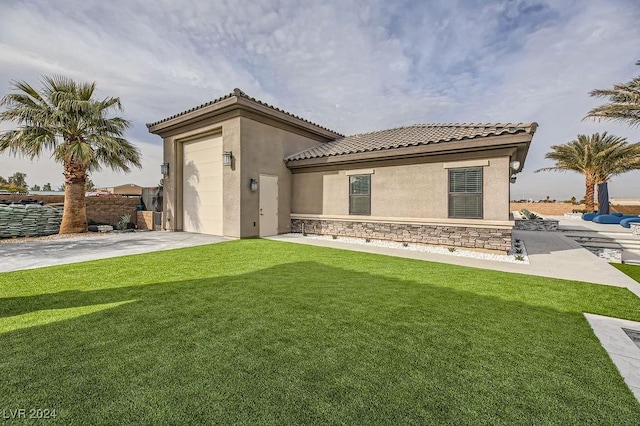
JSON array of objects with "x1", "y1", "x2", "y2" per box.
[
  {"x1": 1, "y1": 239, "x2": 640, "y2": 424},
  {"x1": 614, "y1": 263, "x2": 640, "y2": 283}
]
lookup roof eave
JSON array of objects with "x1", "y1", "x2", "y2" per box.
[
  {"x1": 146, "y1": 96, "x2": 239, "y2": 135},
  {"x1": 286, "y1": 132, "x2": 534, "y2": 169}
]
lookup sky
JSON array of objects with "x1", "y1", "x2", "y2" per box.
[{"x1": 0, "y1": 0, "x2": 639, "y2": 200}]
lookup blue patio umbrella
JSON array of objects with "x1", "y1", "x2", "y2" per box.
[{"x1": 597, "y1": 182, "x2": 609, "y2": 215}]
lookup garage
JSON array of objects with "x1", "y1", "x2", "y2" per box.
[{"x1": 182, "y1": 135, "x2": 223, "y2": 235}]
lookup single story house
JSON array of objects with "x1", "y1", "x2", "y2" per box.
[{"x1": 147, "y1": 89, "x2": 537, "y2": 252}]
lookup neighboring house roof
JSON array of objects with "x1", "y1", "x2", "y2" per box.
[
  {"x1": 285, "y1": 123, "x2": 537, "y2": 162},
  {"x1": 95, "y1": 183, "x2": 143, "y2": 195},
  {"x1": 146, "y1": 88, "x2": 343, "y2": 137}
]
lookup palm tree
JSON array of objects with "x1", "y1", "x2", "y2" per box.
[
  {"x1": 535, "y1": 133, "x2": 640, "y2": 212},
  {"x1": 585, "y1": 60, "x2": 640, "y2": 127},
  {"x1": 0, "y1": 75, "x2": 141, "y2": 233}
]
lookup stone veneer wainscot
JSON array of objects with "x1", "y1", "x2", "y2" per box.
[
  {"x1": 291, "y1": 217, "x2": 512, "y2": 252},
  {"x1": 512, "y1": 211, "x2": 559, "y2": 231},
  {"x1": 632, "y1": 223, "x2": 640, "y2": 237}
]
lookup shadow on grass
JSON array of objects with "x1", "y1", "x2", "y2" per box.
[{"x1": 1, "y1": 261, "x2": 639, "y2": 424}]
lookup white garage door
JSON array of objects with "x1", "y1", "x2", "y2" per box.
[{"x1": 182, "y1": 136, "x2": 223, "y2": 235}]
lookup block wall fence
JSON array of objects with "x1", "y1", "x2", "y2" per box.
[
  {"x1": 510, "y1": 202, "x2": 640, "y2": 216},
  {"x1": 0, "y1": 194, "x2": 141, "y2": 225}
]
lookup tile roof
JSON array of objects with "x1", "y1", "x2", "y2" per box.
[
  {"x1": 146, "y1": 88, "x2": 343, "y2": 135},
  {"x1": 285, "y1": 123, "x2": 537, "y2": 162}
]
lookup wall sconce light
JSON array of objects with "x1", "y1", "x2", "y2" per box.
[
  {"x1": 160, "y1": 163, "x2": 169, "y2": 176},
  {"x1": 509, "y1": 160, "x2": 521, "y2": 171},
  {"x1": 250, "y1": 178, "x2": 258, "y2": 192},
  {"x1": 223, "y1": 151, "x2": 233, "y2": 166},
  {"x1": 510, "y1": 174, "x2": 517, "y2": 184}
]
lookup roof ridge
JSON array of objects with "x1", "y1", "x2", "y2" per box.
[{"x1": 147, "y1": 88, "x2": 344, "y2": 136}]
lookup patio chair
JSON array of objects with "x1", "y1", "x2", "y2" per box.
[
  {"x1": 592, "y1": 214, "x2": 624, "y2": 224},
  {"x1": 581, "y1": 213, "x2": 598, "y2": 221},
  {"x1": 619, "y1": 217, "x2": 640, "y2": 228}
]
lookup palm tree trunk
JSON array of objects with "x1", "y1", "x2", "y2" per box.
[
  {"x1": 59, "y1": 161, "x2": 88, "y2": 234},
  {"x1": 585, "y1": 176, "x2": 596, "y2": 212}
]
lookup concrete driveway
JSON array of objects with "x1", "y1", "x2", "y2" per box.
[{"x1": 0, "y1": 231, "x2": 228, "y2": 273}]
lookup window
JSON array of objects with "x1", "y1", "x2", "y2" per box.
[
  {"x1": 349, "y1": 174, "x2": 371, "y2": 215},
  {"x1": 448, "y1": 167, "x2": 483, "y2": 218}
]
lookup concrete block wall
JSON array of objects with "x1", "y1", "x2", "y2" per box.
[
  {"x1": 510, "y1": 202, "x2": 640, "y2": 216},
  {"x1": 86, "y1": 197, "x2": 141, "y2": 225},
  {"x1": 0, "y1": 194, "x2": 65, "y2": 204},
  {"x1": 292, "y1": 218, "x2": 512, "y2": 252},
  {"x1": 610, "y1": 206, "x2": 640, "y2": 216},
  {"x1": 510, "y1": 203, "x2": 585, "y2": 216},
  {"x1": 0, "y1": 196, "x2": 143, "y2": 232},
  {"x1": 137, "y1": 211, "x2": 153, "y2": 230}
]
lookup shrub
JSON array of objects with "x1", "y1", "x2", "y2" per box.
[
  {"x1": 448, "y1": 247, "x2": 456, "y2": 252},
  {"x1": 520, "y1": 209, "x2": 541, "y2": 220},
  {"x1": 515, "y1": 255, "x2": 525, "y2": 261},
  {"x1": 332, "y1": 235, "x2": 338, "y2": 240},
  {"x1": 116, "y1": 214, "x2": 131, "y2": 231},
  {"x1": 402, "y1": 242, "x2": 409, "y2": 247}
]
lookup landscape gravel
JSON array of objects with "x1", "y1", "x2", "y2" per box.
[
  {"x1": 297, "y1": 234, "x2": 530, "y2": 264},
  {"x1": 0, "y1": 232, "x2": 110, "y2": 244}
]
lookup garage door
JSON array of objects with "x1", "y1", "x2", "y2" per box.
[{"x1": 182, "y1": 136, "x2": 223, "y2": 235}]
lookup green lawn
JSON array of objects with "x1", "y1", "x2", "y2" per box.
[
  {"x1": 1, "y1": 239, "x2": 639, "y2": 424},
  {"x1": 614, "y1": 263, "x2": 640, "y2": 283}
]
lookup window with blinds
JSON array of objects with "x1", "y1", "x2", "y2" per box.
[
  {"x1": 349, "y1": 174, "x2": 371, "y2": 215},
  {"x1": 448, "y1": 167, "x2": 483, "y2": 218}
]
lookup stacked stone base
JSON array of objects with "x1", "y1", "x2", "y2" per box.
[
  {"x1": 514, "y1": 219, "x2": 559, "y2": 231},
  {"x1": 292, "y1": 218, "x2": 512, "y2": 252},
  {"x1": 0, "y1": 204, "x2": 63, "y2": 238}
]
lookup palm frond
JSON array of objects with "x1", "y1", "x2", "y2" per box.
[
  {"x1": 538, "y1": 133, "x2": 640, "y2": 182},
  {"x1": 0, "y1": 128, "x2": 57, "y2": 159},
  {"x1": 585, "y1": 61, "x2": 640, "y2": 127},
  {"x1": 534, "y1": 166, "x2": 571, "y2": 173},
  {"x1": 0, "y1": 74, "x2": 141, "y2": 171}
]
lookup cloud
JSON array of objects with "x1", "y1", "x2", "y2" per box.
[
  {"x1": 0, "y1": 138, "x2": 162, "y2": 190},
  {"x1": 0, "y1": 0, "x2": 639, "y2": 198}
]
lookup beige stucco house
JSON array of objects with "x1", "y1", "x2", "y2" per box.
[{"x1": 147, "y1": 89, "x2": 537, "y2": 252}]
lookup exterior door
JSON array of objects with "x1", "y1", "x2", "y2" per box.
[{"x1": 259, "y1": 174, "x2": 278, "y2": 237}]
